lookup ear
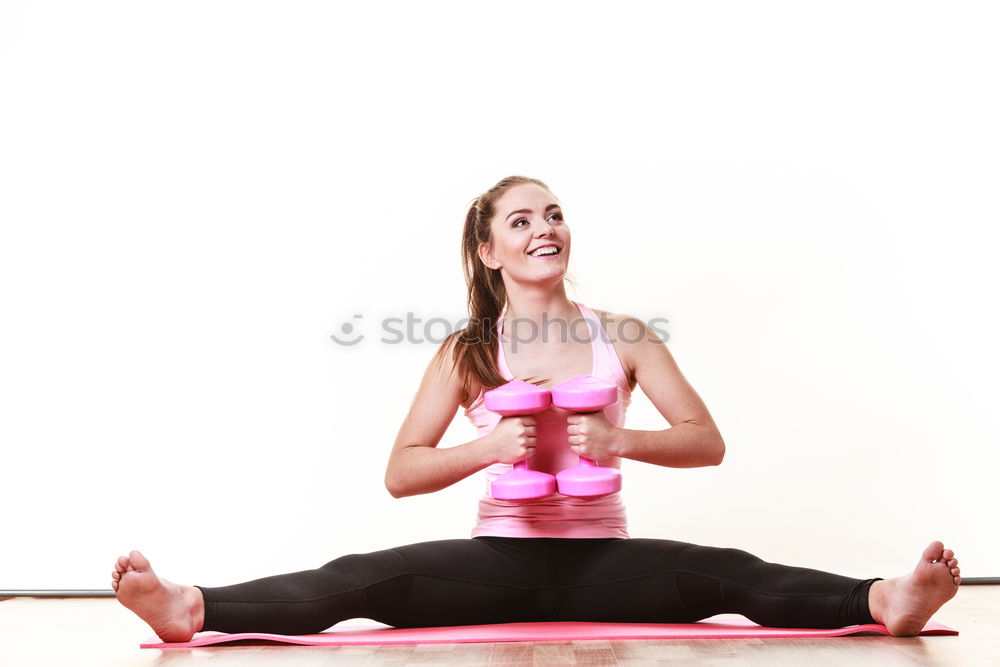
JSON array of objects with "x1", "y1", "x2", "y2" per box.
[{"x1": 478, "y1": 241, "x2": 501, "y2": 270}]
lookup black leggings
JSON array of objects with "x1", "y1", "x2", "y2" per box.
[{"x1": 195, "y1": 537, "x2": 882, "y2": 634}]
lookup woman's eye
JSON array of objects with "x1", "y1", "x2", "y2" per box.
[{"x1": 513, "y1": 213, "x2": 563, "y2": 227}]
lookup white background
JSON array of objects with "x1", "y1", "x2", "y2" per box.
[{"x1": 1, "y1": 1, "x2": 997, "y2": 590}]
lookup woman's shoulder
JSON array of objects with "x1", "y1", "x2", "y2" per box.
[
  {"x1": 428, "y1": 332, "x2": 475, "y2": 408},
  {"x1": 588, "y1": 307, "x2": 646, "y2": 342},
  {"x1": 587, "y1": 307, "x2": 649, "y2": 390}
]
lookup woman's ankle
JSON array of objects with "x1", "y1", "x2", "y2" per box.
[
  {"x1": 868, "y1": 578, "x2": 893, "y2": 625},
  {"x1": 186, "y1": 585, "x2": 206, "y2": 633}
]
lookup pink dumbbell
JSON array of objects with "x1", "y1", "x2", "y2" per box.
[
  {"x1": 484, "y1": 379, "x2": 556, "y2": 501},
  {"x1": 551, "y1": 375, "x2": 622, "y2": 498}
]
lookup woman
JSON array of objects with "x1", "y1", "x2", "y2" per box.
[{"x1": 112, "y1": 175, "x2": 961, "y2": 641}]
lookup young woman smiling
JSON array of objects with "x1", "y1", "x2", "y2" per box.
[{"x1": 112, "y1": 176, "x2": 961, "y2": 641}]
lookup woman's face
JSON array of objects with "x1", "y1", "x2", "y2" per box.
[{"x1": 479, "y1": 183, "x2": 571, "y2": 284}]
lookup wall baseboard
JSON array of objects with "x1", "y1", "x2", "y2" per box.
[{"x1": 3, "y1": 579, "x2": 998, "y2": 598}]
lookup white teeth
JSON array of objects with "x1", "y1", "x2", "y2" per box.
[{"x1": 529, "y1": 246, "x2": 559, "y2": 256}]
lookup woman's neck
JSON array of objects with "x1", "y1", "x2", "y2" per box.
[{"x1": 501, "y1": 284, "x2": 582, "y2": 336}]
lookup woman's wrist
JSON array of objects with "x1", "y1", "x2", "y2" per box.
[
  {"x1": 388, "y1": 437, "x2": 500, "y2": 498},
  {"x1": 610, "y1": 427, "x2": 631, "y2": 458},
  {"x1": 611, "y1": 424, "x2": 724, "y2": 468},
  {"x1": 475, "y1": 433, "x2": 500, "y2": 466}
]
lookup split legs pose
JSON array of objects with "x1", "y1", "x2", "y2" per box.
[{"x1": 112, "y1": 537, "x2": 961, "y2": 641}]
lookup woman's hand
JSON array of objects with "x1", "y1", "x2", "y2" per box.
[
  {"x1": 562, "y1": 409, "x2": 622, "y2": 462},
  {"x1": 487, "y1": 415, "x2": 538, "y2": 464}
]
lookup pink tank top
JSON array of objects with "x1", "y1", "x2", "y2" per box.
[{"x1": 464, "y1": 302, "x2": 632, "y2": 538}]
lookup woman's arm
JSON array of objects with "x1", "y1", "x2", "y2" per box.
[
  {"x1": 611, "y1": 316, "x2": 725, "y2": 468},
  {"x1": 384, "y1": 337, "x2": 505, "y2": 498}
]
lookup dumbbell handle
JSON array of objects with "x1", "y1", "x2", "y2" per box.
[
  {"x1": 484, "y1": 379, "x2": 556, "y2": 501},
  {"x1": 552, "y1": 375, "x2": 622, "y2": 498},
  {"x1": 552, "y1": 375, "x2": 618, "y2": 424}
]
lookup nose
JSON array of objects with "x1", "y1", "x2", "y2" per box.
[{"x1": 534, "y1": 217, "x2": 555, "y2": 236}]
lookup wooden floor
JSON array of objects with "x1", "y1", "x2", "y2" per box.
[{"x1": 1, "y1": 587, "x2": 996, "y2": 666}]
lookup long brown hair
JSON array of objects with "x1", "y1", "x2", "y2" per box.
[{"x1": 432, "y1": 175, "x2": 565, "y2": 404}]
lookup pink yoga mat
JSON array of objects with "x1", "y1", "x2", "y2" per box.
[{"x1": 140, "y1": 616, "x2": 957, "y2": 648}]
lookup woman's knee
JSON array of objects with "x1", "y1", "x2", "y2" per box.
[
  {"x1": 320, "y1": 549, "x2": 412, "y2": 584},
  {"x1": 678, "y1": 543, "x2": 766, "y2": 575}
]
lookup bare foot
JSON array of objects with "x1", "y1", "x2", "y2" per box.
[
  {"x1": 869, "y1": 540, "x2": 961, "y2": 636},
  {"x1": 111, "y1": 550, "x2": 204, "y2": 642}
]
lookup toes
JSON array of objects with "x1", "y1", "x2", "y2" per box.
[
  {"x1": 111, "y1": 570, "x2": 120, "y2": 581},
  {"x1": 922, "y1": 541, "x2": 945, "y2": 562},
  {"x1": 942, "y1": 548, "x2": 954, "y2": 560},
  {"x1": 948, "y1": 558, "x2": 958, "y2": 567},
  {"x1": 129, "y1": 550, "x2": 151, "y2": 572},
  {"x1": 111, "y1": 580, "x2": 118, "y2": 591},
  {"x1": 116, "y1": 556, "x2": 129, "y2": 572}
]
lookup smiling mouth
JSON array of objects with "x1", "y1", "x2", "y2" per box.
[{"x1": 528, "y1": 247, "x2": 562, "y2": 257}]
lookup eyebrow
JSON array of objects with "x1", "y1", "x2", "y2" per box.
[{"x1": 505, "y1": 203, "x2": 562, "y2": 222}]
